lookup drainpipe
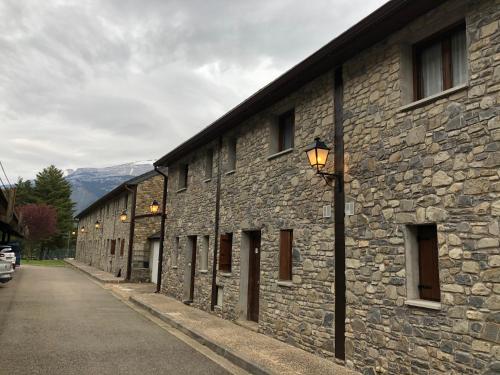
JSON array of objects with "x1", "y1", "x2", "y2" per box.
[
  {"x1": 333, "y1": 66, "x2": 346, "y2": 361},
  {"x1": 154, "y1": 166, "x2": 168, "y2": 293},
  {"x1": 125, "y1": 185, "x2": 137, "y2": 281},
  {"x1": 210, "y1": 136, "x2": 223, "y2": 310}
]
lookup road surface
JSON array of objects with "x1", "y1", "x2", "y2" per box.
[{"x1": 0, "y1": 265, "x2": 230, "y2": 375}]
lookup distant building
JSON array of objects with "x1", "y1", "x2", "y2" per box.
[
  {"x1": 75, "y1": 171, "x2": 164, "y2": 282},
  {"x1": 154, "y1": 0, "x2": 499, "y2": 374},
  {"x1": 0, "y1": 187, "x2": 24, "y2": 243}
]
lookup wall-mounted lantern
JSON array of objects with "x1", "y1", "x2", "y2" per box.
[
  {"x1": 94, "y1": 220, "x2": 101, "y2": 230},
  {"x1": 149, "y1": 200, "x2": 160, "y2": 214},
  {"x1": 80, "y1": 227, "x2": 85, "y2": 233},
  {"x1": 305, "y1": 137, "x2": 341, "y2": 187},
  {"x1": 120, "y1": 210, "x2": 128, "y2": 223},
  {"x1": 71, "y1": 231, "x2": 76, "y2": 236}
]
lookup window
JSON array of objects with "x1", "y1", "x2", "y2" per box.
[
  {"x1": 216, "y1": 285, "x2": 223, "y2": 307},
  {"x1": 110, "y1": 239, "x2": 116, "y2": 256},
  {"x1": 279, "y1": 230, "x2": 293, "y2": 281},
  {"x1": 200, "y1": 235, "x2": 209, "y2": 271},
  {"x1": 405, "y1": 224, "x2": 441, "y2": 303},
  {"x1": 414, "y1": 24, "x2": 467, "y2": 100},
  {"x1": 172, "y1": 237, "x2": 179, "y2": 268},
  {"x1": 178, "y1": 164, "x2": 188, "y2": 190},
  {"x1": 227, "y1": 139, "x2": 236, "y2": 171},
  {"x1": 278, "y1": 110, "x2": 294, "y2": 151},
  {"x1": 205, "y1": 149, "x2": 213, "y2": 179},
  {"x1": 124, "y1": 194, "x2": 128, "y2": 209},
  {"x1": 219, "y1": 233, "x2": 232, "y2": 273},
  {"x1": 120, "y1": 239, "x2": 125, "y2": 257}
]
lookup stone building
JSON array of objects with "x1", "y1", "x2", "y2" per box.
[
  {"x1": 75, "y1": 170, "x2": 164, "y2": 282},
  {"x1": 155, "y1": 0, "x2": 499, "y2": 374}
]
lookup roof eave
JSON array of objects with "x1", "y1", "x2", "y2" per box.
[{"x1": 154, "y1": 0, "x2": 446, "y2": 167}]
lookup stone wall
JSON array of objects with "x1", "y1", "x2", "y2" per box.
[
  {"x1": 75, "y1": 191, "x2": 131, "y2": 277},
  {"x1": 342, "y1": 1, "x2": 499, "y2": 374},
  {"x1": 162, "y1": 73, "x2": 337, "y2": 357},
  {"x1": 162, "y1": 139, "x2": 219, "y2": 311},
  {"x1": 75, "y1": 173, "x2": 164, "y2": 282},
  {"x1": 131, "y1": 174, "x2": 164, "y2": 281}
]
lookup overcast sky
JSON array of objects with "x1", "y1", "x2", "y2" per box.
[{"x1": 0, "y1": 0, "x2": 387, "y2": 181}]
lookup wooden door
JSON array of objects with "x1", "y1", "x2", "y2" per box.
[
  {"x1": 418, "y1": 226, "x2": 440, "y2": 301},
  {"x1": 189, "y1": 237, "x2": 197, "y2": 301},
  {"x1": 183, "y1": 237, "x2": 197, "y2": 302},
  {"x1": 150, "y1": 240, "x2": 160, "y2": 285},
  {"x1": 110, "y1": 240, "x2": 116, "y2": 255},
  {"x1": 247, "y1": 231, "x2": 261, "y2": 322}
]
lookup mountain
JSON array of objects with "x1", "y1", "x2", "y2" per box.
[{"x1": 67, "y1": 161, "x2": 154, "y2": 214}]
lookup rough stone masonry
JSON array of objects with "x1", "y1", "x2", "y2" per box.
[{"x1": 159, "y1": 0, "x2": 500, "y2": 374}]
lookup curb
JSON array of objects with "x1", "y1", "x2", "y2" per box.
[
  {"x1": 64, "y1": 259, "x2": 125, "y2": 285},
  {"x1": 129, "y1": 296, "x2": 272, "y2": 375}
]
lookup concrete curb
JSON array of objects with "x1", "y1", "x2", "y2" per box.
[
  {"x1": 64, "y1": 259, "x2": 125, "y2": 284},
  {"x1": 129, "y1": 295, "x2": 272, "y2": 375}
]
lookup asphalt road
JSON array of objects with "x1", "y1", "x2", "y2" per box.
[{"x1": 0, "y1": 265, "x2": 230, "y2": 375}]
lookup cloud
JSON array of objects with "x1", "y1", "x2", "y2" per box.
[{"x1": 0, "y1": 0, "x2": 387, "y2": 180}]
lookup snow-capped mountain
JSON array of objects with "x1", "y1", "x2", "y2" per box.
[{"x1": 68, "y1": 161, "x2": 154, "y2": 214}]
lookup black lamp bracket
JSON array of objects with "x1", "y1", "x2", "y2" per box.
[{"x1": 317, "y1": 171, "x2": 342, "y2": 188}]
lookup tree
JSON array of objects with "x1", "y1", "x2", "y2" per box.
[
  {"x1": 14, "y1": 177, "x2": 35, "y2": 206},
  {"x1": 18, "y1": 204, "x2": 58, "y2": 259},
  {"x1": 33, "y1": 165, "x2": 75, "y2": 249}
]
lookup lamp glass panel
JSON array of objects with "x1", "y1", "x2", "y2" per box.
[
  {"x1": 316, "y1": 148, "x2": 329, "y2": 169},
  {"x1": 306, "y1": 149, "x2": 318, "y2": 167},
  {"x1": 150, "y1": 203, "x2": 159, "y2": 214}
]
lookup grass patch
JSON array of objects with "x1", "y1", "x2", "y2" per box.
[{"x1": 21, "y1": 259, "x2": 66, "y2": 267}]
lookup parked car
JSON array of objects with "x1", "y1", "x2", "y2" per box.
[
  {"x1": 0, "y1": 259, "x2": 13, "y2": 283},
  {"x1": 0, "y1": 247, "x2": 16, "y2": 269},
  {"x1": 5, "y1": 242, "x2": 21, "y2": 267}
]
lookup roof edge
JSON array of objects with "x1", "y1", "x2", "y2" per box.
[
  {"x1": 154, "y1": 0, "x2": 445, "y2": 167},
  {"x1": 74, "y1": 169, "x2": 158, "y2": 219}
]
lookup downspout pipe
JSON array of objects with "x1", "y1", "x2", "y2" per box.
[
  {"x1": 333, "y1": 66, "x2": 346, "y2": 361},
  {"x1": 125, "y1": 184, "x2": 137, "y2": 281},
  {"x1": 210, "y1": 136, "x2": 223, "y2": 310},
  {"x1": 154, "y1": 165, "x2": 168, "y2": 293}
]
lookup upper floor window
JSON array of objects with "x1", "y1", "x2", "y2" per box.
[
  {"x1": 414, "y1": 24, "x2": 467, "y2": 100},
  {"x1": 227, "y1": 139, "x2": 236, "y2": 172},
  {"x1": 178, "y1": 164, "x2": 188, "y2": 190},
  {"x1": 278, "y1": 110, "x2": 294, "y2": 151}
]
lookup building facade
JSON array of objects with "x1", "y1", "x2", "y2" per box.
[
  {"x1": 75, "y1": 171, "x2": 164, "y2": 282},
  {"x1": 155, "y1": 0, "x2": 499, "y2": 374}
]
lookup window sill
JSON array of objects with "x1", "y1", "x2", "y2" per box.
[
  {"x1": 405, "y1": 299, "x2": 441, "y2": 310},
  {"x1": 219, "y1": 272, "x2": 232, "y2": 277},
  {"x1": 277, "y1": 280, "x2": 294, "y2": 288},
  {"x1": 225, "y1": 170, "x2": 236, "y2": 176},
  {"x1": 267, "y1": 148, "x2": 294, "y2": 161},
  {"x1": 172, "y1": 266, "x2": 178, "y2": 269},
  {"x1": 399, "y1": 83, "x2": 468, "y2": 112},
  {"x1": 199, "y1": 269, "x2": 208, "y2": 274},
  {"x1": 203, "y1": 178, "x2": 212, "y2": 183},
  {"x1": 176, "y1": 187, "x2": 187, "y2": 193}
]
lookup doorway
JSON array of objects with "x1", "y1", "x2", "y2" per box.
[
  {"x1": 183, "y1": 236, "x2": 197, "y2": 303},
  {"x1": 247, "y1": 231, "x2": 261, "y2": 322},
  {"x1": 149, "y1": 239, "x2": 160, "y2": 284}
]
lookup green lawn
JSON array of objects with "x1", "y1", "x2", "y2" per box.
[{"x1": 21, "y1": 259, "x2": 66, "y2": 267}]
